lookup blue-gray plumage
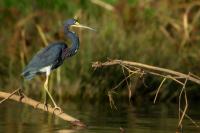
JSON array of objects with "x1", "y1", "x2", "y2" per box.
[
  {"x1": 22, "y1": 42, "x2": 67, "y2": 80},
  {"x1": 21, "y1": 18, "x2": 94, "y2": 110},
  {"x1": 22, "y1": 19, "x2": 80, "y2": 80}
]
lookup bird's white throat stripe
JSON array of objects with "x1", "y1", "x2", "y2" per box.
[{"x1": 39, "y1": 65, "x2": 52, "y2": 76}]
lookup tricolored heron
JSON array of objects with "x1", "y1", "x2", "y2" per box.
[{"x1": 21, "y1": 18, "x2": 95, "y2": 110}]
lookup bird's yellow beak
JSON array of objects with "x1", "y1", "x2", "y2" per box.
[{"x1": 71, "y1": 22, "x2": 96, "y2": 31}]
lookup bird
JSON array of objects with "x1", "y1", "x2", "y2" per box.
[{"x1": 21, "y1": 18, "x2": 95, "y2": 111}]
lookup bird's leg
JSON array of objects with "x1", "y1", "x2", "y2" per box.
[
  {"x1": 44, "y1": 75, "x2": 62, "y2": 113},
  {"x1": 43, "y1": 87, "x2": 49, "y2": 111},
  {"x1": 43, "y1": 76, "x2": 52, "y2": 111},
  {"x1": 43, "y1": 84, "x2": 51, "y2": 107}
]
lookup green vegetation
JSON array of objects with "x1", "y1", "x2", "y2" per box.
[{"x1": 0, "y1": 0, "x2": 200, "y2": 102}]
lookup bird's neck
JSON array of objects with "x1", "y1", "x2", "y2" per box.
[{"x1": 64, "y1": 26, "x2": 79, "y2": 57}]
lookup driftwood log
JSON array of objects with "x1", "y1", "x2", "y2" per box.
[{"x1": 0, "y1": 89, "x2": 86, "y2": 127}]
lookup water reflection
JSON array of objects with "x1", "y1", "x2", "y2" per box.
[{"x1": 0, "y1": 100, "x2": 199, "y2": 133}]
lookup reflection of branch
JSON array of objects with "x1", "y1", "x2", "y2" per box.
[
  {"x1": 0, "y1": 90, "x2": 86, "y2": 127},
  {"x1": 92, "y1": 59, "x2": 200, "y2": 128}
]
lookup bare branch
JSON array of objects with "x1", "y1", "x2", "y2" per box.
[
  {"x1": 92, "y1": 60, "x2": 200, "y2": 85},
  {"x1": 0, "y1": 91, "x2": 86, "y2": 127},
  {"x1": 92, "y1": 59, "x2": 200, "y2": 128}
]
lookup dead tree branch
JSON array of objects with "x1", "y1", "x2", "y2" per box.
[
  {"x1": 0, "y1": 90, "x2": 86, "y2": 128},
  {"x1": 92, "y1": 59, "x2": 200, "y2": 128},
  {"x1": 92, "y1": 60, "x2": 200, "y2": 85}
]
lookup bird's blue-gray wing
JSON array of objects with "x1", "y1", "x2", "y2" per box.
[{"x1": 22, "y1": 43, "x2": 67, "y2": 80}]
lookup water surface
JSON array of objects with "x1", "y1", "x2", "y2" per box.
[{"x1": 0, "y1": 100, "x2": 199, "y2": 133}]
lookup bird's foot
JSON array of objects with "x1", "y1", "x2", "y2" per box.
[
  {"x1": 17, "y1": 88, "x2": 25, "y2": 102},
  {"x1": 43, "y1": 102, "x2": 49, "y2": 111},
  {"x1": 53, "y1": 106, "x2": 62, "y2": 114},
  {"x1": 35, "y1": 102, "x2": 52, "y2": 111}
]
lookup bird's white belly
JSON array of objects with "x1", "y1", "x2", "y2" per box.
[{"x1": 39, "y1": 65, "x2": 52, "y2": 76}]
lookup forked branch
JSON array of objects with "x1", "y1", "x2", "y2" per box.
[
  {"x1": 92, "y1": 60, "x2": 200, "y2": 85},
  {"x1": 92, "y1": 59, "x2": 200, "y2": 128}
]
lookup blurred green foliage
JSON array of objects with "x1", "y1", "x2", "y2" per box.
[{"x1": 0, "y1": 0, "x2": 200, "y2": 102}]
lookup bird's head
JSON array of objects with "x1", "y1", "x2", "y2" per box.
[{"x1": 65, "y1": 18, "x2": 95, "y2": 31}]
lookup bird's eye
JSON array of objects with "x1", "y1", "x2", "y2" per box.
[{"x1": 74, "y1": 19, "x2": 78, "y2": 23}]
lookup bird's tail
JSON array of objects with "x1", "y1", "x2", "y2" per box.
[{"x1": 21, "y1": 70, "x2": 36, "y2": 80}]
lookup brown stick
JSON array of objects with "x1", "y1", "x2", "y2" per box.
[{"x1": 0, "y1": 91, "x2": 86, "y2": 127}]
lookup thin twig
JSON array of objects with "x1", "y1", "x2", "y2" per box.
[
  {"x1": 154, "y1": 77, "x2": 167, "y2": 104},
  {"x1": 181, "y1": 109, "x2": 200, "y2": 128},
  {"x1": 178, "y1": 75, "x2": 189, "y2": 127},
  {"x1": 111, "y1": 72, "x2": 135, "y2": 91},
  {"x1": 166, "y1": 75, "x2": 184, "y2": 86},
  {"x1": 189, "y1": 72, "x2": 200, "y2": 80},
  {"x1": 0, "y1": 88, "x2": 20, "y2": 104},
  {"x1": 122, "y1": 66, "x2": 132, "y2": 101}
]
